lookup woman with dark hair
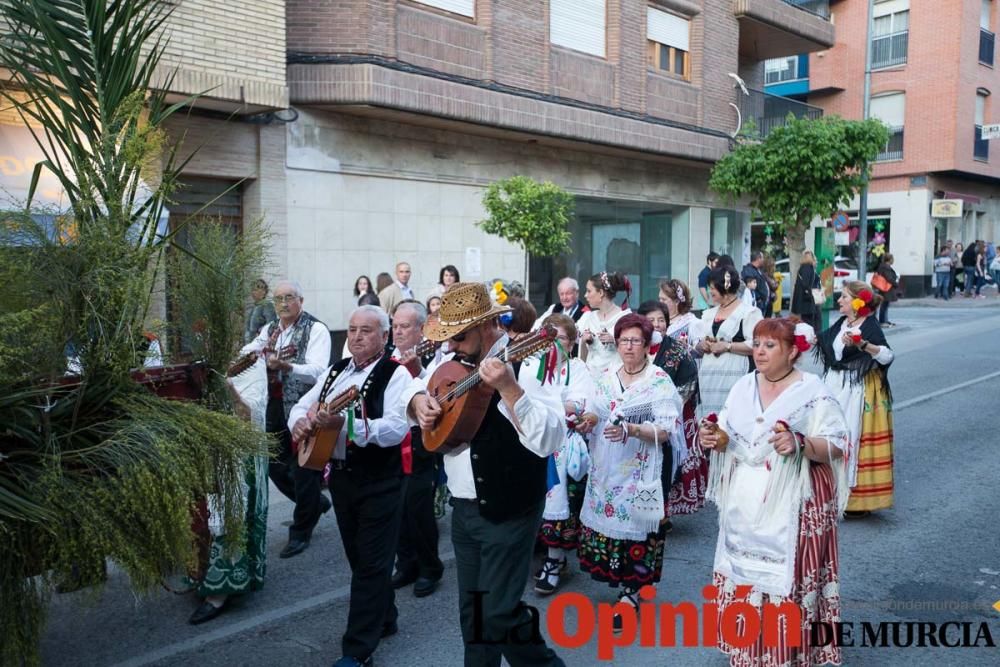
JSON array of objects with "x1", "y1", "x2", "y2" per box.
[
  {"x1": 815, "y1": 281, "x2": 894, "y2": 516},
  {"x1": 500, "y1": 297, "x2": 538, "y2": 337},
  {"x1": 874, "y1": 254, "x2": 899, "y2": 326},
  {"x1": 575, "y1": 313, "x2": 683, "y2": 631},
  {"x1": 658, "y1": 278, "x2": 698, "y2": 347},
  {"x1": 375, "y1": 272, "x2": 394, "y2": 295},
  {"x1": 791, "y1": 251, "x2": 822, "y2": 331},
  {"x1": 353, "y1": 275, "x2": 376, "y2": 306},
  {"x1": 428, "y1": 264, "x2": 461, "y2": 299},
  {"x1": 637, "y1": 301, "x2": 707, "y2": 521},
  {"x1": 701, "y1": 317, "x2": 849, "y2": 667},
  {"x1": 577, "y1": 271, "x2": 632, "y2": 375},
  {"x1": 695, "y1": 266, "x2": 763, "y2": 418}
]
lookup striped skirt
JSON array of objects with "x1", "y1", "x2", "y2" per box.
[
  {"x1": 846, "y1": 374, "x2": 894, "y2": 512},
  {"x1": 714, "y1": 463, "x2": 842, "y2": 667}
]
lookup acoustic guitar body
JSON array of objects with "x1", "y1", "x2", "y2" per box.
[
  {"x1": 298, "y1": 426, "x2": 342, "y2": 471},
  {"x1": 423, "y1": 360, "x2": 494, "y2": 455}
]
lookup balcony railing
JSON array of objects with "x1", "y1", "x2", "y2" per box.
[
  {"x1": 738, "y1": 88, "x2": 823, "y2": 138},
  {"x1": 975, "y1": 125, "x2": 990, "y2": 161},
  {"x1": 876, "y1": 126, "x2": 904, "y2": 161},
  {"x1": 782, "y1": 0, "x2": 831, "y2": 19},
  {"x1": 872, "y1": 31, "x2": 908, "y2": 69},
  {"x1": 980, "y1": 29, "x2": 995, "y2": 66}
]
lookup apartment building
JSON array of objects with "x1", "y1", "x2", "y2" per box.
[
  {"x1": 766, "y1": 0, "x2": 1000, "y2": 296},
  {"x1": 284, "y1": 0, "x2": 836, "y2": 325}
]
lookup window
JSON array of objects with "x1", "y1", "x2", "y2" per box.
[
  {"x1": 550, "y1": 0, "x2": 606, "y2": 58},
  {"x1": 872, "y1": 0, "x2": 908, "y2": 69},
  {"x1": 411, "y1": 0, "x2": 474, "y2": 18},
  {"x1": 764, "y1": 56, "x2": 800, "y2": 84},
  {"x1": 981, "y1": 0, "x2": 995, "y2": 65},
  {"x1": 646, "y1": 7, "x2": 690, "y2": 79},
  {"x1": 975, "y1": 91, "x2": 990, "y2": 160},
  {"x1": 870, "y1": 92, "x2": 905, "y2": 160}
]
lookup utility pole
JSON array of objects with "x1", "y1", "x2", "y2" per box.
[{"x1": 858, "y1": 0, "x2": 875, "y2": 279}]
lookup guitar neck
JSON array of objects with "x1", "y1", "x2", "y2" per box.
[{"x1": 449, "y1": 328, "x2": 555, "y2": 399}]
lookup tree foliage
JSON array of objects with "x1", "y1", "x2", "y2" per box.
[
  {"x1": 709, "y1": 116, "x2": 890, "y2": 280},
  {"x1": 479, "y1": 176, "x2": 574, "y2": 257}
]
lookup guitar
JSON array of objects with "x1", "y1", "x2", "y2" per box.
[
  {"x1": 226, "y1": 344, "x2": 297, "y2": 378},
  {"x1": 422, "y1": 325, "x2": 556, "y2": 455},
  {"x1": 298, "y1": 385, "x2": 361, "y2": 471},
  {"x1": 396, "y1": 338, "x2": 441, "y2": 374}
]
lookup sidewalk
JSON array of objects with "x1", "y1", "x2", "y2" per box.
[{"x1": 894, "y1": 292, "x2": 1000, "y2": 308}]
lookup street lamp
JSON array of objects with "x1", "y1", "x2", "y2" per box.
[{"x1": 858, "y1": 0, "x2": 875, "y2": 280}]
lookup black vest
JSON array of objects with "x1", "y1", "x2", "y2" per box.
[
  {"x1": 468, "y1": 365, "x2": 549, "y2": 523},
  {"x1": 329, "y1": 355, "x2": 404, "y2": 477}
]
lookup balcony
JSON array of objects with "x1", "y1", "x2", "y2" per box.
[
  {"x1": 734, "y1": 0, "x2": 835, "y2": 60},
  {"x1": 737, "y1": 88, "x2": 823, "y2": 138},
  {"x1": 980, "y1": 29, "x2": 995, "y2": 66},
  {"x1": 871, "y1": 30, "x2": 908, "y2": 69},
  {"x1": 876, "y1": 126, "x2": 904, "y2": 162},
  {"x1": 975, "y1": 126, "x2": 990, "y2": 161}
]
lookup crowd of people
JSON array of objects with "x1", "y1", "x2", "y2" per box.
[{"x1": 185, "y1": 256, "x2": 903, "y2": 667}]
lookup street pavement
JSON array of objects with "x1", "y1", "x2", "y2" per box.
[{"x1": 39, "y1": 306, "x2": 1000, "y2": 667}]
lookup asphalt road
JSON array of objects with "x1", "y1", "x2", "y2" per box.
[{"x1": 39, "y1": 306, "x2": 1000, "y2": 666}]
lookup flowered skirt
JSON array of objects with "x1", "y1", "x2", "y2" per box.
[
  {"x1": 538, "y1": 475, "x2": 587, "y2": 550},
  {"x1": 667, "y1": 399, "x2": 708, "y2": 517},
  {"x1": 713, "y1": 464, "x2": 842, "y2": 667},
  {"x1": 577, "y1": 522, "x2": 668, "y2": 589}
]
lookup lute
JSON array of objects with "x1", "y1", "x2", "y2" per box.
[
  {"x1": 298, "y1": 385, "x2": 361, "y2": 471},
  {"x1": 423, "y1": 325, "x2": 556, "y2": 454},
  {"x1": 226, "y1": 344, "x2": 296, "y2": 378}
]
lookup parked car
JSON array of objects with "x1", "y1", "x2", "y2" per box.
[{"x1": 775, "y1": 256, "x2": 859, "y2": 308}]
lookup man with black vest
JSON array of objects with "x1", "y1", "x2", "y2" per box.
[
  {"x1": 240, "y1": 279, "x2": 331, "y2": 560},
  {"x1": 289, "y1": 305, "x2": 411, "y2": 667},
  {"x1": 388, "y1": 301, "x2": 444, "y2": 598},
  {"x1": 406, "y1": 283, "x2": 566, "y2": 667}
]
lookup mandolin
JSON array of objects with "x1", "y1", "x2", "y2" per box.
[
  {"x1": 422, "y1": 325, "x2": 556, "y2": 455},
  {"x1": 298, "y1": 385, "x2": 361, "y2": 471},
  {"x1": 226, "y1": 344, "x2": 297, "y2": 378}
]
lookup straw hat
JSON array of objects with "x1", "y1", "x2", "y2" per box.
[{"x1": 422, "y1": 282, "x2": 511, "y2": 342}]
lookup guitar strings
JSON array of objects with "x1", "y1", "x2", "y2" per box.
[{"x1": 439, "y1": 331, "x2": 552, "y2": 403}]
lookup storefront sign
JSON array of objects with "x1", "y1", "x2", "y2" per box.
[
  {"x1": 980, "y1": 124, "x2": 1000, "y2": 140},
  {"x1": 930, "y1": 199, "x2": 963, "y2": 218}
]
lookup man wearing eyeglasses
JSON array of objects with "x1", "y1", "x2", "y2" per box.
[{"x1": 241, "y1": 279, "x2": 331, "y2": 559}]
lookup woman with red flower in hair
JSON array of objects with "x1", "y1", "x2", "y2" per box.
[
  {"x1": 814, "y1": 280, "x2": 895, "y2": 516},
  {"x1": 700, "y1": 317, "x2": 850, "y2": 667}
]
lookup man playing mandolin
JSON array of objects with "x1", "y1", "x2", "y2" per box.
[
  {"x1": 404, "y1": 283, "x2": 567, "y2": 667},
  {"x1": 239, "y1": 279, "x2": 331, "y2": 561},
  {"x1": 289, "y1": 305, "x2": 411, "y2": 667}
]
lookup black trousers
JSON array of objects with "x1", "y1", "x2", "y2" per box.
[
  {"x1": 265, "y1": 397, "x2": 324, "y2": 541},
  {"x1": 395, "y1": 451, "x2": 444, "y2": 580},
  {"x1": 329, "y1": 468, "x2": 407, "y2": 661},
  {"x1": 452, "y1": 499, "x2": 564, "y2": 667}
]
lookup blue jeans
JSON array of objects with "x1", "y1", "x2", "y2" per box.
[
  {"x1": 936, "y1": 272, "x2": 951, "y2": 299},
  {"x1": 964, "y1": 267, "x2": 976, "y2": 295}
]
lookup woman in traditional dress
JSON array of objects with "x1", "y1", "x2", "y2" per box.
[
  {"x1": 189, "y1": 362, "x2": 270, "y2": 624},
  {"x1": 815, "y1": 281, "x2": 894, "y2": 516},
  {"x1": 636, "y1": 301, "x2": 707, "y2": 524},
  {"x1": 658, "y1": 278, "x2": 700, "y2": 349},
  {"x1": 696, "y1": 266, "x2": 763, "y2": 418},
  {"x1": 532, "y1": 313, "x2": 596, "y2": 595},
  {"x1": 575, "y1": 314, "x2": 684, "y2": 632},
  {"x1": 700, "y1": 317, "x2": 850, "y2": 667},
  {"x1": 577, "y1": 271, "x2": 632, "y2": 376}
]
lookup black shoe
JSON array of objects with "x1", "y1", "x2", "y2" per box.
[
  {"x1": 332, "y1": 657, "x2": 373, "y2": 667},
  {"x1": 189, "y1": 599, "x2": 227, "y2": 625},
  {"x1": 534, "y1": 557, "x2": 564, "y2": 596},
  {"x1": 320, "y1": 494, "x2": 332, "y2": 515},
  {"x1": 663, "y1": 519, "x2": 673, "y2": 534},
  {"x1": 612, "y1": 589, "x2": 639, "y2": 634},
  {"x1": 391, "y1": 569, "x2": 418, "y2": 589},
  {"x1": 279, "y1": 538, "x2": 310, "y2": 559},
  {"x1": 413, "y1": 576, "x2": 440, "y2": 598},
  {"x1": 381, "y1": 620, "x2": 399, "y2": 638}
]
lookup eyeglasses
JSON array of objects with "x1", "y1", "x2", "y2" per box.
[
  {"x1": 450, "y1": 331, "x2": 468, "y2": 343},
  {"x1": 617, "y1": 337, "x2": 645, "y2": 347},
  {"x1": 272, "y1": 295, "x2": 300, "y2": 304}
]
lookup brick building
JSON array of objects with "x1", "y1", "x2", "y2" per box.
[{"x1": 766, "y1": 0, "x2": 1000, "y2": 296}]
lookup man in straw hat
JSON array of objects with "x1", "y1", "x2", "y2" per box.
[{"x1": 403, "y1": 282, "x2": 567, "y2": 667}]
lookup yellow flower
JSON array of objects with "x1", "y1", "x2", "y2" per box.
[
  {"x1": 496, "y1": 291, "x2": 508, "y2": 305},
  {"x1": 851, "y1": 297, "x2": 865, "y2": 312},
  {"x1": 493, "y1": 280, "x2": 505, "y2": 293}
]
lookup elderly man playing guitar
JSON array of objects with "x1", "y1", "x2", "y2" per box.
[
  {"x1": 405, "y1": 282, "x2": 567, "y2": 667},
  {"x1": 289, "y1": 305, "x2": 411, "y2": 667}
]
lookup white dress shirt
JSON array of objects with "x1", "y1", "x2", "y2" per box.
[
  {"x1": 288, "y1": 355, "x2": 411, "y2": 460},
  {"x1": 401, "y1": 333, "x2": 565, "y2": 499},
  {"x1": 241, "y1": 318, "x2": 331, "y2": 385},
  {"x1": 397, "y1": 281, "x2": 414, "y2": 300}
]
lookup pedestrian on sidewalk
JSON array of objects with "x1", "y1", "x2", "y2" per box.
[
  {"x1": 874, "y1": 255, "x2": 899, "y2": 327},
  {"x1": 953, "y1": 242, "x2": 965, "y2": 294},
  {"x1": 990, "y1": 253, "x2": 1000, "y2": 296},
  {"x1": 962, "y1": 242, "x2": 979, "y2": 297},
  {"x1": 791, "y1": 250, "x2": 822, "y2": 330},
  {"x1": 974, "y1": 244, "x2": 988, "y2": 298},
  {"x1": 934, "y1": 246, "x2": 953, "y2": 300}
]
